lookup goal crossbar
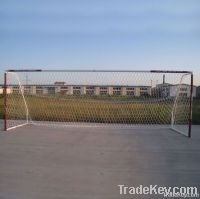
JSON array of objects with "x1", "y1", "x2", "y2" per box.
[{"x1": 6, "y1": 69, "x2": 193, "y2": 74}]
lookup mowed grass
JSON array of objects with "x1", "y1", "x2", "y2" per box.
[
  {"x1": 0, "y1": 95, "x2": 199, "y2": 124},
  {"x1": 26, "y1": 95, "x2": 173, "y2": 124}
]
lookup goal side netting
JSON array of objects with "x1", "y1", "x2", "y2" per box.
[{"x1": 3, "y1": 70, "x2": 193, "y2": 137}]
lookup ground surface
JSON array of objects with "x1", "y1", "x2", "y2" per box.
[{"x1": 0, "y1": 125, "x2": 200, "y2": 199}]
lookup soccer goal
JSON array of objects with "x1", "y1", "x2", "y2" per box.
[{"x1": 3, "y1": 69, "x2": 193, "y2": 137}]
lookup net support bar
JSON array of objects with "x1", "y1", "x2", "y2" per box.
[{"x1": 6, "y1": 122, "x2": 29, "y2": 131}]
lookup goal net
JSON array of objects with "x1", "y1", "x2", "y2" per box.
[{"x1": 3, "y1": 70, "x2": 193, "y2": 137}]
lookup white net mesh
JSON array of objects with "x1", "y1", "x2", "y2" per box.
[
  {"x1": 5, "y1": 72, "x2": 29, "y2": 130},
  {"x1": 5, "y1": 70, "x2": 193, "y2": 136}
]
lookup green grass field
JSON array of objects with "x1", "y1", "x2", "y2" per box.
[{"x1": 0, "y1": 95, "x2": 200, "y2": 124}]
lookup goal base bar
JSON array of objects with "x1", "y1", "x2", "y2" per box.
[
  {"x1": 170, "y1": 127, "x2": 190, "y2": 138},
  {"x1": 6, "y1": 122, "x2": 29, "y2": 131}
]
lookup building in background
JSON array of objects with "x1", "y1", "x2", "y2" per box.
[
  {"x1": 152, "y1": 83, "x2": 196, "y2": 98},
  {"x1": 0, "y1": 83, "x2": 151, "y2": 97},
  {"x1": 197, "y1": 86, "x2": 200, "y2": 98},
  {"x1": 151, "y1": 75, "x2": 196, "y2": 98},
  {"x1": 0, "y1": 87, "x2": 12, "y2": 95},
  {"x1": 0, "y1": 82, "x2": 196, "y2": 97}
]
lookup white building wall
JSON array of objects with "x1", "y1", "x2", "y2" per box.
[
  {"x1": 4, "y1": 85, "x2": 157, "y2": 97},
  {"x1": 20, "y1": 86, "x2": 24, "y2": 94},
  {"x1": 108, "y1": 87, "x2": 113, "y2": 95},
  {"x1": 0, "y1": 88, "x2": 12, "y2": 94},
  {"x1": 67, "y1": 86, "x2": 73, "y2": 95},
  {"x1": 170, "y1": 85, "x2": 196, "y2": 97},
  {"x1": 31, "y1": 86, "x2": 36, "y2": 94},
  {"x1": 43, "y1": 88, "x2": 48, "y2": 94},
  {"x1": 121, "y1": 87, "x2": 126, "y2": 96},
  {"x1": 81, "y1": 86, "x2": 86, "y2": 95},
  {"x1": 94, "y1": 86, "x2": 100, "y2": 95},
  {"x1": 135, "y1": 87, "x2": 140, "y2": 96},
  {"x1": 147, "y1": 87, "x2": 151, "y2": 95}
]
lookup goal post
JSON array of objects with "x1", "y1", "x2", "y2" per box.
[
  {"x1": 4, "y1": 72, "x2": 7, "y2": 131},
  {"x1": 4, "y1": 69, "x2": 194, "y2": 137},
  {"x1": 188, "y1": 72, "x2": 193, "y2": 138}
]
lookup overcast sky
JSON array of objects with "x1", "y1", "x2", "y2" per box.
[{"x1": 0, "y1": 0, "x2": 200, "y2": 85}]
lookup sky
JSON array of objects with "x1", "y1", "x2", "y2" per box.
[{"x1": 0, "y1": 0, "x2": 200, "y2": 85}]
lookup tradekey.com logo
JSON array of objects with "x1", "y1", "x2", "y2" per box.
[{"x1": 118, "y1": 184, "x2": 199, "y2": 198}]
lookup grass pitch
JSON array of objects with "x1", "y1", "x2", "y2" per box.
[{"x1": 0, "y1": 95, "x2": 199, "y2": 124}]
